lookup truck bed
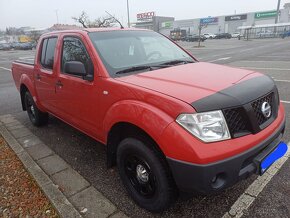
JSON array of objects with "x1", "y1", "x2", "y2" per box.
[
  {"x1": 11, "y1": 61, "x2": 35, "y2": 91},
  {"x1": 14, "y1": 59, "x2": 34, "y2": 66}
]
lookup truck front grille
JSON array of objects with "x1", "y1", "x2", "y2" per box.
[
  {"x1": 223, "y1": 91, "x2": 278, "y2": 138},
  {"x1": 251, "y1": 92, "x2": 274, "y2": 126},
  {"x1": 223, "y1": 107, "x2": 250, "y2": 137}
]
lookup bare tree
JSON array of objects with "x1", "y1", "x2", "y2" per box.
[
  {"x1": 72, "y1": 11, "x2": 116, "y2": 28},
  {"x1": 29, "y1": 30, "x2": 42, "y2": 42},
  {"x1": 5, "y1": 27, "x2": 24, "y2": 35}
]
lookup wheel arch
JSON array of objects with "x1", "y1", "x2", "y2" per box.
[
  {"x1": 106, "y1": 122, "x2": 167, "y2": 168},
  {"x1": 19, "y1": 74, "x2": 46, "y2": 112},
  {"x1": 20, "y1": 84, "x2": 29, "y2": 110}
]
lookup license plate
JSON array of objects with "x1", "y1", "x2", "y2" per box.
[{"x1": 260, "y1": 141, "x2": 288, "y2": 175}]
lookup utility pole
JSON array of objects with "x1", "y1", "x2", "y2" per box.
[
  {"x1": 55, "y1": 10, "x2": 59, "y2": 24},
  {"x1": 275, "y1": 0, "x2": 281, "y2": 24},
  {"x1": 126, "y1": 0, "x2": 130, "y2": 27},
  {"x1": 274, "y1": 0, "x2": 281, "y2": 34}
]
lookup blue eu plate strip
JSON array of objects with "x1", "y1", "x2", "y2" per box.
[{"x1": 261, "y1": 142, "x2": 288, "y2": 174}]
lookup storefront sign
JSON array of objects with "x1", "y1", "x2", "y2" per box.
[
  {"x1": 137, "y1": 12, "x2": 155, "y2": 21},
  {"x1": 161, "y1": 21, "x2": 173, "y2": 28},
  {"x1": 200, "y1": 17, "x2": 218, "y2": 25},
  {"x1": 255, "y1": 10, "x2": 277, "y2": 19},
  {"x1": 225, "y1": 14, "x2": 247, "y2": 21}
]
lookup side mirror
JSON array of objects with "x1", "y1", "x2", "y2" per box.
[{"x1": 64, "y1": 61, "x2": 87, "y2": 76}]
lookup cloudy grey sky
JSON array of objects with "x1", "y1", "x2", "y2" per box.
[{"x1": 0, "y1": 0, "x2": 288, "y2": 30}]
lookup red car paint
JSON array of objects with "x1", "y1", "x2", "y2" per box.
[{"x1": 11, "y1": 28, "x2": 285, "y2": 167}]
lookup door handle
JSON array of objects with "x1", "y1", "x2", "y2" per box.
[
  {"x1": 55, "y1": 80, "x2": 63, "y2": 88},
  {"x1": 36, "y1": 74, "x2": 41, "y2": 80}
]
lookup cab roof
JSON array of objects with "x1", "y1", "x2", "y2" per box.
[{"x1": 42, "y1": 27, "x2": 151, "y2": 36}]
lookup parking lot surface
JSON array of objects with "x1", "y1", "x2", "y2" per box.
[{"x1": 0, "y1": 38, "x2": 289, "y2": 217}]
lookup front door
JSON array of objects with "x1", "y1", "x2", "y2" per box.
[{"x1": 54, "y1": 35, "x2": 99, "y2": 136}]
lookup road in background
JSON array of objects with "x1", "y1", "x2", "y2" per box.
[{"x1": 0, "y1": 38, "x2": 289, "y2": 217}]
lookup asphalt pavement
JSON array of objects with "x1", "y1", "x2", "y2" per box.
[{"x1": 0, "y1": 38, "x2": 289, "y2": 218}]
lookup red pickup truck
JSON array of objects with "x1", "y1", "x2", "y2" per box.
[{"x1": 12, "y1": 28, "x2": 287, "y2": 212}]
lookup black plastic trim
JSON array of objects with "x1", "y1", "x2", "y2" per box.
[
  {"x1": 191, "y1": 75, "x2": 275, "y2": 112},
  {"x1": 167, "y1": 117, "x2": 285, "y2": 194}
]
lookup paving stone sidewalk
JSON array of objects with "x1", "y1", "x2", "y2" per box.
[{"x1": 0, "y1": 114, "x2": 127, "y2": 218}]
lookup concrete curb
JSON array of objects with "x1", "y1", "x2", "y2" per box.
[{"x1": 0, "y1": 114, "x2": 125, "y2": 218}]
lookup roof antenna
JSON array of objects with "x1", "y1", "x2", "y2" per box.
[{"x1": 105, "y1": 11, "x2": 124, "y2": 29}]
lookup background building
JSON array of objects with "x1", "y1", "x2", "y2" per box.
[{"x1": 135, "y1": 4, "x2": 290, "y2": 37}]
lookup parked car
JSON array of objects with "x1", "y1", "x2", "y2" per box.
[
  {"x1": 281, "y1": 30, "x2": 290, "y2": 38},
  {"x1": 256, "y1": 30, "x2": 274, "y2": 38},
  {"x1": 19, "y1": 42, "x2": 34, "y2": 50},
  {"x1": 203, "y1": 33, "x2": 216, "y2": 39},
  {"x1": 231, "y1": 32, "x2": 242, "y2": 38},
  {"x1": 12, "y1": 28, "x2": 287, "y2": 213},
  {"x1": 186, "y1": 34, "x2": 207, "y2": 42},
  {"x1": 215, "y1": 33, "x2": 232, "y2": 39},
  {"x1": 10, "y1": 42, "x2": 21, "y2": 50},
  {"x1": 0, "y1": 43, "x2": 11, "y2": 51},
  {"x1": 10, "y1": 42, "x2": 34, "y2": 50}
]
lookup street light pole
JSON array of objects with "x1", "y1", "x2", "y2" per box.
[
  {"x1": 275, "y1": 0, "x2": 281, "y2": 24},
  {"x1": 127, "y1": 0, "x2": 130, "y2": 28}
]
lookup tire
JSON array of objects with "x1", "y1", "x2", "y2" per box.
[
  {"x1": 24, "y1": 91, "x2": 48, "y2": 126},
  {"x1": 117, "y1": 137, "x2": 177, "y2": 213}
]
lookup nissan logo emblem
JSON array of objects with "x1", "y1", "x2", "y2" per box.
[{"x1": 261, "y1": 102, "x2": 271, "y2": 118}]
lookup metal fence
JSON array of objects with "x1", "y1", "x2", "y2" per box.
[{"x1": 238, "y1": 23, "x2": 290, "y2": 39}]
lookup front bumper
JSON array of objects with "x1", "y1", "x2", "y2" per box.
[{"x1": 167, "y1": 117, "x2": 286, "y2": 194}]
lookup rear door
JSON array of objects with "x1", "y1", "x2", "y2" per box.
[
  {"x1": 54, "y1": 34, "x2": 99, "y2": 135},
  {"x1": 34, "y1": 37, "x2": 58, "y2": 111}
]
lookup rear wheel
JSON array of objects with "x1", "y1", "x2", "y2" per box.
[
  {"x1": 117, "y1": 137, "x2": 177, "y2": 212},
  {"x1": 24, "y1": 91, "x2": 48, "y2": 126}
]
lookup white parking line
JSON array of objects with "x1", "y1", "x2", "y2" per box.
[
  {"x1": 0, "y1": 66, "x2": 11, "y2": 72},
  {"x1": 238, "y1": 60, "x2": 289, "y2": 63},
  {"x1": 239, "y1": 67, "x2": 290, "y2": 71},
  {"x1": 274, "y1": 79, "x2": 290, "y2": 83},
  {"x1": 239, "y1": 48, "x2": 254, "y2": 52},
  {"x1": 223, "y1": 142, "x2": 290, "y2": 218},
  {"x1": 19, "y1": 56, "x2": 34, "y2": 59},
  {"x1": 259, "y1": 55, "x2": 290, "y2": 58},
  {"x1": 281, "y1": 100, "x2": 290, "y2": 104},
  {"x1": 209, "y1": 57, "x2": 232, "y2": 63}
]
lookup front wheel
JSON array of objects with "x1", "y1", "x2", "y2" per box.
[
  {"x1": 24, "y1": 91, "x2": 48, "y2": 126},
  {"x1": 117, "y1": 138, "x2": 177, "y2": 213}
]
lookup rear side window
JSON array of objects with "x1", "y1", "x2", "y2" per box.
[
  {"x1": 40, "y1": 37, "x2": 57, "y2": 70},
  {"x1": 40, "y1": 39, "x2": 48, "y2": 65}
]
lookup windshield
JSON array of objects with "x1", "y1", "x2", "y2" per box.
[{"x1": 88, "y1": 30, "x2": 194, "y2": 77}]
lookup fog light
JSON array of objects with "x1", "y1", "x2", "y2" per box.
[
  {"x1": 211, "y1": 173, "x2": 226, "y2": 189},
  {"x1": 211, "y1": 176, "x2": 217, "y2": 183}
]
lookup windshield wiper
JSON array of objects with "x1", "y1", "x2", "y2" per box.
[
  {"x1": 160, "y1": 59, "x2": 194, "y2": 66},
  {"x1": 115, "y1": 65, "x2": 168, "y2": 75}
]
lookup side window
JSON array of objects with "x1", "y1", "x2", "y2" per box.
[
  {"x1": 40, "y1": 37, "x2": 57, "y2": 70},
  {"x1": 61, "y1": 37, "x2": 93, "y2": 75}
]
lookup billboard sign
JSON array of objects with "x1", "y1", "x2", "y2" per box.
[
  {"x1": 225, "y1": 14, "x2": 247, "y2": 21},
  {"x1": 137, "y1": 12, "x2": 155, "y2": 21},
  {"x1": 255, "y1": 10, "x2": 277, "y2": 19},
  {"x1": 200, "y1": 17, "x2": 218, "y2": 25}
]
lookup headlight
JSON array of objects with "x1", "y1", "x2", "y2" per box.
[{"x1": 176, "y1": 110, "x2": 231, "y2": 142}]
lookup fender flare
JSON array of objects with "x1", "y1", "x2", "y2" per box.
[
  {"x1": 19, "y1": 74, "x2": 46, "y2": 111},
  {"x1": 103, "y1": 100, "x2": 174, "y2": 148}
]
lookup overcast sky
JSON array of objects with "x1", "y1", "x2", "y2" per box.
[{"x1": 0, "y1": 0, "x2": 288, "y2": 30}]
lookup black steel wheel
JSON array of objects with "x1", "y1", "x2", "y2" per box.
[
  {"x1": 124, "y1": 154, "x2": 156, "y2": 198},
  {"x1": 24, "y1": 91, "x2": 48, "y2": 126},
  {"x1": 117, "y1": 137, "x2": 177, "y2": 212}
]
